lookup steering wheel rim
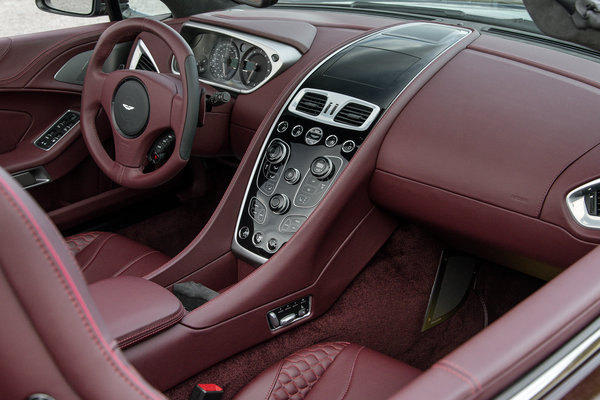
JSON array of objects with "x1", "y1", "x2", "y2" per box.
[{"x1": 81, "y1": 18, "x2": 199, "y2": 189}]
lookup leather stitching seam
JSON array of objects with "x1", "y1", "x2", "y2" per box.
[
  {"x1": 335, "y1": 345, "x2": 364, "y2": 400},
  {"x1": 439, "y1": 360, "x2": 482, "y2": 391},
  {"x1": 433, "y1": 364, "x2": 477, "y2": 395},
  {"x1": 79, "y1": 233, "x2": 117, "y2": 272}
]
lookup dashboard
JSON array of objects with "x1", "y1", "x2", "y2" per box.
[{"x1": 124, "y1": 7, "x2": 600, "y2": 270}]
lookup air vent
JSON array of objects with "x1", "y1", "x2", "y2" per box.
[
  {"x1": 296, "y1": 92, "x2": 327, "y2": 116},
  {"x1": 334, "y1": 103, "x2": 374, "y2": 127},
  {"x1": 583, "y1": 188, "x2": 600, "y2": 216},
  {"x1": 136, "y1": 53, "x2": 157, "y2": 72}
]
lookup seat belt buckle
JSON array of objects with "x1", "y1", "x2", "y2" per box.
[{"x1": 190, "y1": 384, "x2": 223, "y2": 400}]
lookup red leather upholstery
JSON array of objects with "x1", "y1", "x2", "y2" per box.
[
  {"x1": 65, "y1": 231, "x2": 169, "y2": 284},
  {"x1": 89, "y1": 276, "x2": 185, "y2": 349},
  {"x1": 0, "y1": 166, "x2": 166, "y2": 399},
  {"x1": 234, "y1": 342, "x2": 420, "y2": 400}
]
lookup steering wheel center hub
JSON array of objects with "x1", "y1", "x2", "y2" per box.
[{"x1": 112, "y1": 78, "x2": 150, "y2": 138}]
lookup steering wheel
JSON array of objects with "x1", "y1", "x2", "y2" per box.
[{"x1": 80, "y1": 18, "x2": 199, "y2": 189}]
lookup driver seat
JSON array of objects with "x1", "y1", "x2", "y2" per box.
[
  {"x1": 64, "y1": 231, "x2": 169, "y2": 284},
  {"x1": 0, "y1": 166, "x2": 167, "y2": 399}
]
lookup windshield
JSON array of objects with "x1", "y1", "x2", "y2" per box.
[{"x1": 277, "y1": 0, "x2": 535, "y2": 31}]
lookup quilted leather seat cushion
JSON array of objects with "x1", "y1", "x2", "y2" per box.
[{"x1": 234, "y1": 342, "x2": 420, "y2": 400}]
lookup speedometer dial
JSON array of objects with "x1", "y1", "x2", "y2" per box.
[
  {"x1": 240, "y1": 47, "x2": 272, "y2": 88},
  {"x1": 209, "y1": 41, "x2": 240, "y2": 81}
]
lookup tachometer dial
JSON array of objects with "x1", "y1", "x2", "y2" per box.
[
  {"x1": 240, "y1": 47, "x2": 272, "y2": 88},
  {"x1": 209, "y1": 41, "x2": 240, "y2": 81}
]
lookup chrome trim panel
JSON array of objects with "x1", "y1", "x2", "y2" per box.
[
  {"x1": 11, "y1": 167, "x2": 51, "y2": 190},
  {"x1": 288, "y1": 88, "x2": 381, "y2": 131},
  {"x1": 566, "y1": 178, "x2": 600, "y2": 229}
]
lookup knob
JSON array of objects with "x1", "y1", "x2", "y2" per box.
[
  {"x1": 266, "y1": 141, "x2": 287, "y2": 164},
  {"x1": 310, "y1": 157, "x2": 334, "y2": 180},
  {"x1": 269, "y1": 193, "x2": 290, "y2": 214},
  {"x1": 284, "y1": 168, "x2": 301, "y2": 185}
]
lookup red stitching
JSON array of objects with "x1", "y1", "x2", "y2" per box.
[
  {"x1": 118, "y1": 306, "x2": 185, "y2": 349},
  {"x1": 0, "y1": 178, "x2": 161, "y2": 400},
  {"x1": 433, "y1": 364, "x2": 477, "y2": 395},
  {"x1": 440, "y1": 360, "x2": 482, "y2": 391},
  {"x1": 336, "y1": 345, "x2": 364, "y2": 400}
]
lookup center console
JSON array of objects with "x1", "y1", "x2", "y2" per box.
[{"x1": 232, "y1": 22, "x2": 470, "y2": 264}]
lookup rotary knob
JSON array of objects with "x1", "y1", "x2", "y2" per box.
[
  {"x1": 310, "y1": 156, "x2": 334, "y2": 180},
  {"x1": 269, "y1": 193, "x2": 290, "y2": 214},
  {"x1": 265, "y1": 141, "x2": 287, "y2": 164}
]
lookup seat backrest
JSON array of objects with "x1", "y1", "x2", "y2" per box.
[{"x1": 0, "y1": 167, "x2": 166, "y2": 400}]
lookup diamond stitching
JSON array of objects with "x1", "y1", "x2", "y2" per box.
[
  {"x1": 269, "y1": 342, "x2": 350, "y2": 400},
  {"x1": 65, "y1": 232, "x2": 100, "y2": 255}
]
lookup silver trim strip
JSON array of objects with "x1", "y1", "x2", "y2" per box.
[
  {"x1": 288, "y1": 88, "x2": 381, "y2": 131},
  {"x1": 231, "y1": 22, "x2": 473, "y2": 266},
  {"x1": 33, "y1": 110, "x2": 80, "y2": 152},
  {"x1": 173, "y1": 22, "x2": 301, "y2": 94},
  {"x1": 128, "y1": 39, "x2": 160, "y2": 72},
  {"x1": 508, "y1": 325, "x2": 600, "y2": 399},
  {"x1": 11, "y1": 167, "x2": 51, "y2": 190},
  {"x1": 267, "y1": 296, "x2": 312, "y2": 332},
  {"x1": 566, "y1": 178, "x2": 600, "y2": 229}
]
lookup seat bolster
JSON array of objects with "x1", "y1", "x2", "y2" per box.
[
  {"x1": 234, "y1": 342, "x2": 420, "y2": 400},
  {"x1": 68, "y1": 232, "x2": 170, "y2": 284},
  {"x1": 307, "y1": 344, "x2": 420, "y2": 400}
]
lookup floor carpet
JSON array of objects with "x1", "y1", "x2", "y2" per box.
[{"x1": 165, "y1": 222, "x2": 544, "y2": 400}]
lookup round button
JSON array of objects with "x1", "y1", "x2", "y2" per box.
[
  {"x1": 276, "y1": 121, "x2": 289, "y2": 133},
  {"x1": 267, "y1": 238, "x2": 278, "y2": 251},
  {"x1": 305, "y1": 127, "x2": 323, "y2": 145},
  {"x1": 325, "y1": 135, "x2": 338, "y2": 148},
  {"x1": 269, "y1": 193, "x2": 290, "y2": 214},
  {"x1": 238, "y1": 226, "x2": 250, "y2": 240},
  {"x1": 284, "y1": 168, "x2": 301, "y2": 185},
  {"x1": 291, "y1": 125, "x2": 304, "y2": 137},
  {"x1": 341, "y1": 140, "x2": 356, "y2": 153},
  {"x1": 310, "y1": 157, "x2": 334, "y2": 180},
  {"x1": 266, "y1": 140, "x2": 287, "y2": 163},
  {"x1": 253, "y1": 232, "x2": 264, "y2": 245}
]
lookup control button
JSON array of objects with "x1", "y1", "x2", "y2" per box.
[
  {"x1": 325, "y1": 135, "x2": 338, "y2": 148},
  {"x1": 265, "y1": 140, "x2": 288, "y2": 164},
  {"x1": 248, "y1": 198, "x2": 267, "y2": 224},
  {"x1": 276, "y1": 121, "x2": 289, "y2": 133},
  {"x1": 305, "y1": 127, "x2": 323, "y2": 145},
  {"x1": 269, "y1": 193, "x2": 290, "y2": 215},
  {"x1": 280, "y1": 215, "x2": 307, "y2": 233},
  {"x1": 261, "y1": 181, "x2": 275, "y2": 194},
  {"x1": 238, "y1": 226, "x2": 250, "y2": 240},
  {"x1": 291, "y1": 125, "x2": 303, "y2": 137},
  {"x1": 284, "y1": 168, "x2": 301, "y2": 185},
  {"x1": 267, "y1": 238, "x2": 278, "y2": 251},
  {"x1": 341, "y1": 140, "x2": 356, "y2": 153},
  {"x1": 297, "y1": 307, "x2": 308, "y2": 317},
  {"x1": 310, "y1": 157, "x2": 334, "y2": 180},
  {"x1": 296, "y1": 193, "x2": 311, "y2": 206},
  {"x1": 268, "y1": 312, "x2": 280, "y2": 328},
  {"x1": 280, "y1": 313, "x2": 296, "y2": 326},
  {"x1": 253, "y1": 232, "x2": 264, "y2": 245}
]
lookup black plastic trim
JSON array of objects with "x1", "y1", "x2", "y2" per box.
[{"x1": 179, "y1": 54, "x2": 200, "y2": 160}]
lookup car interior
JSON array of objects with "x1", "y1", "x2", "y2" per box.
[{"x1": 2, "y1": 0, "x2": 600, "y2": 399}]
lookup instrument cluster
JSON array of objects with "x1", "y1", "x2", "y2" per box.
[{"x1": 177, "y1": 23, "x2": 302, "y2": 94}]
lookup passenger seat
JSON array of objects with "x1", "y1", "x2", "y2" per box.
[{"x1": 234, "y1": 342, "x2": 420, "y2": 400}]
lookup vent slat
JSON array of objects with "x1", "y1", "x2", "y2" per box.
[
  {"x1": 334, "y1": 102, "x2": 373, "y2": 127},
  {"x1": 296, "y1": 92, "x2": 327, "y2": 116},
  {"x1": 136, "y1": 53, "x2": 157, "y2": 72}
]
